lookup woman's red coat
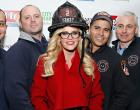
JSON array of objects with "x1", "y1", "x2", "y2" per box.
[{"x1": 31, "y1": 50, "x2": 104, "y2": 110}]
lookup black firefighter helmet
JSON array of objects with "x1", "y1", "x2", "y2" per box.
[{"x1": 48, "y1": 1, "x2": 88, "y2": 35}]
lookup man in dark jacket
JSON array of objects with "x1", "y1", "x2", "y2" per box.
[
  {"x1": 0, "y1": 9, "x2": 8, "y2": 110},
  {"x1": 87, "y1": 11, "x2": 134, "y2": 110},
  {"x1": 4, "y1": 5, "x2": 48, "y2": 110},
  {"x1": 112, "y1": 11, "x2": 140, "y2": 110}
]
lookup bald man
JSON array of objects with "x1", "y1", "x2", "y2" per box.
[{"x1": 4, "y1": 5, "x2": 48, "y2": 110}]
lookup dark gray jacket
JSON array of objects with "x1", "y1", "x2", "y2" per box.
[
  {"x1": 4, "y1": 31, "x2": 48, "y2": 110},
  {"x1": 87, "y1": 45, "x2": 134, "y2": 110},
  {"x1": 112, "y1": 37, "x2": 140, "y2": 110}
]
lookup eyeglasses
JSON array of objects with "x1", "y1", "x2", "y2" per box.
[
  {"x1": 0, "y1": 22, "x2": 6, "y2": 27},
  {"x1": 59, "y1": 31, "x2": 81, "y2": 39}
]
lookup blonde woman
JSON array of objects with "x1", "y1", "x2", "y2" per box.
[{"x1": 31, "y1": 2, "x2": 104, "y2": 110}]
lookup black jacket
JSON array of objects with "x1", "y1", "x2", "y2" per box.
[
  {"x1": 0, "y1": 48, "x2": 8, "y2": 110},
  {"x1": 87, "y1": 45, "x2": 134, "y2": 110},
  {"x1": 4, "y1": 31, "x2": 48, "y2": 110},
  {"x1": 112, "y1": 37, "x2": 140, "y2": 110}
]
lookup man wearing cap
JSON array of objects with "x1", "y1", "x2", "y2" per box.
[{"x1": 87, "y1": 11, "x2": 133, "y2": 110}]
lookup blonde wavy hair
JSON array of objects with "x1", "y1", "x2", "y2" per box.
[{"x1": 42, "y1": 27, "x2": 95, "y2": 79}]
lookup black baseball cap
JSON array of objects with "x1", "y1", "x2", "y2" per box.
[{"x1": 90, "y1": 11, "x2": 113, "y2": 28}]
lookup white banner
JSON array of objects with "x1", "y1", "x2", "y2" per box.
[{"x1": 1, "y1": 0, "x2": 139, "y2": 50}]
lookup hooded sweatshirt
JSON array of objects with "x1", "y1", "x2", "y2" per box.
[{"x1": 4, "y1": 31, "x2": 48, "y2": 110}]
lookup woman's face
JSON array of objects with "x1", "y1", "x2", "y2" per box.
[{"x1": 60, "y1": 26, "x2": 81, "y2": 52}]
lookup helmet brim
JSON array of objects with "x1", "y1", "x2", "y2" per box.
[{"x1": 48, "y1": 22, "x2": 89, "y2": 32}]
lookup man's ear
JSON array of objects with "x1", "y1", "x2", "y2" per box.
[
  {"x1": 18, "y1": 21, "x2": 23, "y2": 31},
  {"x1": 135, "y1": 26, "x2": 139, "y2": 34},
  {"x1": 18, "y1": 21, "x2": 22, "y2": 28},
  {"x1": 5, "y1": 24, "x2": 7, "y2": 29}
]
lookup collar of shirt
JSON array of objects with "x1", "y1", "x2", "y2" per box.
[
  {"x1": 117, "y1": 42, "x2": 129, "y2": 55},
  {"x1": 33, "y1": 37, "x2": 48, "y2": 53}
]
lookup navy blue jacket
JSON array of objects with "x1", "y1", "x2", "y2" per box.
[
  {"x1": 87, "y1": 45, "x2": 134, "y2": 110},
  {"x1": 4, "y1": 31, "x2": 48, "y2": 110},
  {"x1": 112, "y1": 37, "x2": 140, "y2": 110},
  {"x1": 0, "y1": 48, "x2": 8, "y2": 110}
]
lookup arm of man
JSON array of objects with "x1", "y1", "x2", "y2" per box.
[{"x1": 4, "y1": 46, "x2": 34, "y2": 110}]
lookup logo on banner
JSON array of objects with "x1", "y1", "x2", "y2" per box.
[
  {"x1": 4, "y1": 10, "x2": 19, "y2": 27},
  {"x1": 42, "y1": 11, "x2": 52, "y2": 25},
  {"x1": 4, "y1": 10, "x2": 52, "y2": 27}
]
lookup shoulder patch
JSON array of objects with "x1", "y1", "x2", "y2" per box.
[
  {"x1": 97, "y1": 60, "x2": 109, "y2": 72},
  {"x1": 128, "y1": 55, "x2": 138, "y2": 66}
]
